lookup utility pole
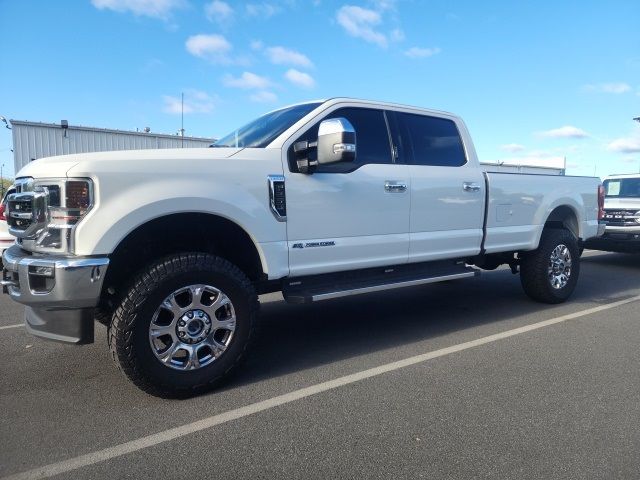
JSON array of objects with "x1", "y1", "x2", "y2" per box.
[
  {"x1": 181, "y1": 92, "x2": 185, "y2": 148},
  {"x1": 634, "y1": 117, "x2": 640, "y2": 173},
  {"x1": 1, "y1": 163, "x2": 4, "y2": 198}
]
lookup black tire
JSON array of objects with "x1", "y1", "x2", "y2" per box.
[
  {"x1": 520, "y1": 229, "x2": 580, "y2": 304},
  {"x1": 108, "y1": 252, "x2": 259, "y2": 398}
]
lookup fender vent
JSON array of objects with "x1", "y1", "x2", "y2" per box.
[{"x1": 268, "y1": 175, "x2": 287, "y2": 221}]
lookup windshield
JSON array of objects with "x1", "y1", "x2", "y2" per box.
[
  {"x1": 213, "y1": 102, "x2": 323, "y2": 148},
  {"x1": 603, "y1": 178, "x2": 640, "y2": 198}
]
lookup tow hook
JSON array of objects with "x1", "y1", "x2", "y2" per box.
[{"x1": 509, "y1": 262, "x2": 519, "y2": 274}]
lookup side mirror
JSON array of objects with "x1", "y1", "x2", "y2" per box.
[{"x1": 316, "y1": 117, "x2": 356, "y2": 165}]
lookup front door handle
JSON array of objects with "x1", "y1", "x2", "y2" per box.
[
  {"x1": 463, "y1": 182, "x2": 481, "y2": 192},
  {"x1": 385, "y1": 181, "x2": 407, "y2": 193}
]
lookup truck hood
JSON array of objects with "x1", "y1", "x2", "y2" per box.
[
  {"x1": 16, "y1": 147, "x2": 244, "y2": 179},
  {"x1": 604, "y1": 197, "x2": 640, "y2": 210}
]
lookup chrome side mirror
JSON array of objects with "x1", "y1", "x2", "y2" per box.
[{"x1": 316, "y1": 117, "x2": 356, "y2": 165}]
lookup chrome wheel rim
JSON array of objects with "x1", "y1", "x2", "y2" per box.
[
  {"x1": 548, "y1": 244, "x2": 572, "y2": 290},
  {"x1": 149, "y1": 284, "x2": 236, "y2": 371}
]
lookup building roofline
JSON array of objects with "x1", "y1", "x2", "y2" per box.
[{"x1": 9, "y1": 119, "x2": 215, "y2": 142}]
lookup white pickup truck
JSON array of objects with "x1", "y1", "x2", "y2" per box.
[{"x1": 2, "y1": 98, "x2": 605, "y2": 397}]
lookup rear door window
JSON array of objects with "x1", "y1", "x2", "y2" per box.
[{"x1": 396, "y1": 112, "x2": 466, "y2": 167}]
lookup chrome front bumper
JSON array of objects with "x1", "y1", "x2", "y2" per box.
[{"x1": 1, "y1": 244, "x2": 109, "y2": 344}]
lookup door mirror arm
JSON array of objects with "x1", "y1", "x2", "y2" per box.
[{"x1": 293, "y1": 140, "x2": 318, "y2": 174}]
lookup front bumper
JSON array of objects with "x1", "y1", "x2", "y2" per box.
[{"x1": 1, "y1": 244, "x2": 109, "y2": 344}]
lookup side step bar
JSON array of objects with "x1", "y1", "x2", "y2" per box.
[{"x1": 282, "y1": 262, "x2": 479, "y2": 304}]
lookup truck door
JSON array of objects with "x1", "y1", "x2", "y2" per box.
[
  {"x1": 390, "y1": 111, "x2": 485, "y2": 262},
  {"x1": 283, "y1": 106, "x2": 410, "y2": 277}
]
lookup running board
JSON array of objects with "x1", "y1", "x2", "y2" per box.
[{"x1": 282, "y1": 262, "x2": 479, "y2": 304}]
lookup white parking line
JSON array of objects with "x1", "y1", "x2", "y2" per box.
[
  {"x1": 0, "y1": 323, "x2": 22, "y2": 331},
  {"x1": 3, "y1": 294, "x2": 640, "y2": 480}
]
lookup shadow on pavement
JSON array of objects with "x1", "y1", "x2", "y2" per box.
[{"x1": 230, "y1": 253, "x2": 640, "y2": 388}]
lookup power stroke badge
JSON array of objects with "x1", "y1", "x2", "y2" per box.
[{"x1": 292, "y1": 241, "x2": 336, "y2": 249}]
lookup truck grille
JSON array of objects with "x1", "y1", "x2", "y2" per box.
[{"x1": 603, "y1": 209, "x2": 640, "y2": 227}]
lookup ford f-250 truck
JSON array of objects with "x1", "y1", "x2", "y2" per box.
[
  {"x1": 584, "y1": 173, "x2": 640, "y2": 253},
  {"x1": 2, "y1": 98, "x2": 605, "y2": 397}
]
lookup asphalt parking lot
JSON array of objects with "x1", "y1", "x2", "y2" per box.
[{"x1": 1, "y1": 250, "x2": 639, "y2": 480}]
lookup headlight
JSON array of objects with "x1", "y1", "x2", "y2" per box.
[{"x1": 8, "y1": 177, "x2": 93, "y2": 254}]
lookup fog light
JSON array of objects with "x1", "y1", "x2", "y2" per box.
[{"x1": 28, "y1": 265, "x2": 55, "y2": 277}]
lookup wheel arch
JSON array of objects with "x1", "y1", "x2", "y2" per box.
[
  {"x1": 544, "y1": 204, "x2": 580, "y2": 239},
  {"x1": 100, "y1": 213, "x2": 266, "y2": 308}
]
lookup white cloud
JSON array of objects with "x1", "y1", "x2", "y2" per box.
[
  {"x1": 91, "y1": 0, "x2": 185, "y2": 19},
  {"x1": 205, "y1": 1, "x2": 233, "y2": 23},
  {"x1": 266, "y1": 46, "x2": 313, "y2": 68},
  {"x1": 162, "y1": 90, "x2": 215, "y2": 114},
  {"x1": 538, "y1": 126, "x2": 589, "y2": 139},
  {"x1": 582, "y1": 82, "x2": 632, "y2": 94},
  {"x1": 185, "y1": 34, "x2": 232, "y2": 64},
  {"x1": 390, "y1": 28, "x2": 405, "y2": 42},
  {"x1": 250, "y1": 40, "x2": 264, "y2": 51},
  {"x1": 404, "y1": 46, "x2": 441, "y2": 58},
  {"x1": 608, "y1": 130, "x2": 640, "y2": 154},
  {"x1": 500, "y1": 143, "x2": 526, "y2": 153},
  {"x1": 250, "y1": 91, "x2": 278, "y2": 103},
  {"x1": 223, "y1": 71, "x2": 272, "y2": 89},
  {"x1": 246, "y1": 3, "x2": 279, "y2": 17},
  {"x1": 372, "y1": 0, "x2": 397, "y2": 11},
  {"x1": 621, "y1": 156, "x2": 639, "y2": 163},
  {"x1": 336, "y1": 5, "x2": 387, "y2": 48},
  {"x1": 284, "y1": 69, "x2": 315, "y2": 89}
]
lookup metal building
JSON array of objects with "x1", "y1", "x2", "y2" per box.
[{"x1": 10, "y1": 120, "x2": 215, "y2": 173}]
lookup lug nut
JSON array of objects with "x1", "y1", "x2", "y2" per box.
[
  {"x1": 178, "y1": 320, "x2": 186, "y2": 327},
  {"x1": 178, "y1": 331, "x2": 185, "y2": 337},
  {"x1": 187, "y1": 312, "x2": 193, "y2": 319}
]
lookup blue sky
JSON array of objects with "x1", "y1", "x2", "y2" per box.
[{"x1": 0, "y1": 0, "x2": 638, "y2": 179}]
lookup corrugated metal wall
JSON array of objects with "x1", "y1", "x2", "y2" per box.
[{"x1": 11, "y1": 121, "x2": 215, "y2": 173}]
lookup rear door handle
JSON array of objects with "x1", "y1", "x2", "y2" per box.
[
  {"x1": 463, "y1": 182, "x2": 481, "y2": 192},
  {"x1": 385, "y1": 181, "x2": 407, "y2": 193}
]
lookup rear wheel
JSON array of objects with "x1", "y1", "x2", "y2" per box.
[
  {"x1": 520, "y1": 229, "x2": 580, "y2": 304},
  {"x1": 108, "y1": 253, "x2": 258, "y2": 397}
]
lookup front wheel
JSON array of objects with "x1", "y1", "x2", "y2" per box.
[
  {"x1": 108, "y1": 253, "x2": 259, "y2": 397},
  {"x1": 520, "y1": 229, "x2": 580, "y2": 304}
]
